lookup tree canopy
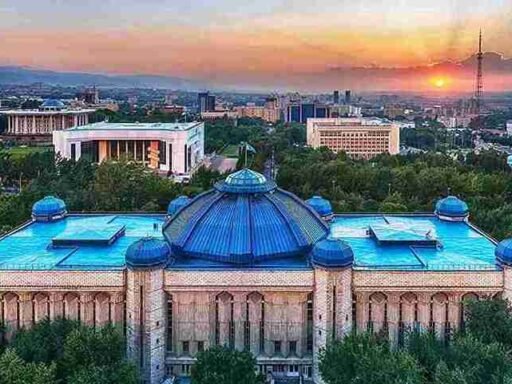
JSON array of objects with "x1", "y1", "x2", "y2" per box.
[
  {"x1": 191, "y1": 346, "x2": 264, "y2": 384},
  {"x1": 320, "y1": 298, "x2": 512, "y2": 384},
  {"x1": 0, "y1": 318, "x2": 137, "y2": 384}
]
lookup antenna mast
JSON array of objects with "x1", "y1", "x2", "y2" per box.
[{"x1": 475, "y1": 29, "x2": 484, "y2": 116}]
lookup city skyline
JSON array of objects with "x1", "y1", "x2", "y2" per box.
[{"x1": 1, "y1": 0, "x2": 512, "y2": 92}]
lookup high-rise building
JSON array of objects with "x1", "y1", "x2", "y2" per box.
[
  {"x1": 345, "y1": 90, "x2": 352, "y2": 104},
  {"x1": 285, "y1": 102, "x2": 331, "y2": 123},
  {"x1": 197, "y1": 92, "x2": 216, "y2": 113},
  {"x1": 307, "y1": 117, "x2": 400, "y2": 159},
  {"x1": 333, "y1": 90, "x2": 340, "y2": 104}
]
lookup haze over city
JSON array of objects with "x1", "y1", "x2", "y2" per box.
[{"x1": 1, "y1": 0, "x2": 512, "y2": 92}]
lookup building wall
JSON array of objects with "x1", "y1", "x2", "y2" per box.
[
  {"x1": 0, "y1": 267, "x2": 506, "y2": 384},
  {"x1": 307, "y1": 118, "x2": 400, "y2": 159}
]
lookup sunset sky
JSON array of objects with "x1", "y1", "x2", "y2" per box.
[{"x1": 1, "y1": 0, "x2": 512, "y2": 92}]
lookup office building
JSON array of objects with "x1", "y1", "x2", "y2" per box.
[
  {"x1": 307, "y1": 118, "x2": 400, "y2": 159},
  {"x1": 53, "y1": 121, "x2": 204, "y2": 174},
  {"x1": 198, "y1": 92, "x2": 216, "y2": 113},
  {"x1": 345, "y1": 90, "x2": 351, "y2": 104},
  {"x1": 0, "y1": 168, "x2": 507, "y2": 384},
  {"x1": 1, "y1": 99, "x2": 95, "y2": 141},
  {"x1": 333, "y1": 91, "x2": 340, "y2": 104},
  {"x1": 285, "y1": 102, "x2": 331, "y2": 123}
]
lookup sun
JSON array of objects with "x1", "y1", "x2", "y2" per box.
[{"x1": 429, "y1": 76, "x2": 451, "y2": 89}]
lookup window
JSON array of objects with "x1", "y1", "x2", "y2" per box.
[
  {"x1": 110, "y1": 140, "x2": 118, "y2": 159},
  {"x1": 197, "y1": 341, "x2": 204, "y2": 353},
  {"x1": 182, "y1": 341, "x2": 189, "y2": 355},
  {"x1": 159, "y1": 141, "x2": 167, "y2": 166},
  {"x1": 274, "y1": 341, "x2": 281, "y2": 355},
  {"x1": 289, "y1": 341, "x2": 297, "y2": 356},
  {"x1": 306, "y1": 293, "x2": 313, "y2": 353},
  {"x1": 167, "y1": 295, "x2": 173, "y2": 353},
  {"x1": 70, "y1": 143, "x2": 76, "y2": 161}
]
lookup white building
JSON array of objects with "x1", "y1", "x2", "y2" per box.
[
  {"x1": 53, "y1": 121, "x2": 204, "y2": 174},
  {"x1": 507, "y1": 120, "x2": 512, "y2": 136},
  {"x1": 1, "y1": 99, "x2": 95, "y2": 139},
  {"x1": 307, "y1": 118, "x2": 400, "y2": 159}
]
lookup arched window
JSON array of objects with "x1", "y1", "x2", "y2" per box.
[
  {"x1": 32, "y1": 292, "x2": 50, "y2": 323},
  {"x1": 94, "y1": 293, "x2": 111, "y2": 327},
  {"x1": 369, "y1": 292, "x2": 387, "y2": 333},
  {"x1": 430, "y1": 293, "x2": 449, "y2": 339},
  {"x1": 215, "y1": 292, "x2": 234, "y2": 348},
  {"x1": 63, "y1": 293, "x2": 80, "y2": 321},
  {"x1": 2, "y1": 293, "x2": 19, "y2": 341},
  {"x1": 246, "y1": 292, "x2": 264, "y2": 354}
]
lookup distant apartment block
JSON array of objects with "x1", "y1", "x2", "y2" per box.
[
  {"x1": 307, "y1": 118, "x2": 400, "y2": 159},
  {"x1": 1, "y1": 99, "x2": 95, "y2": 140},
  {"x1": 285, "y1": 102, "x2": 330, "y2": 123},
  {"x1": 234, "y1": 103, "x2": 280, "y2": 123},
  {"x1": 53, "y1": 121, "x2": 204, "y2": 174}
]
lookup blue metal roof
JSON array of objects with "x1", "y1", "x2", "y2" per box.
[
  {"x1": 496, "y1": 238, "x2": 512, "y2": 266},
  {"x1": 167, "y1": 195, "x2": 191, "y2": 216},
  {"x1": 435, "y1": 196, "x2": 469, "y2": 218},
  {"x1": 32, "y1": 196, "x2": 67, "y2": 221},
  {"x1": 311, "y1": 237, "x2": 354, "y2": 268},
  {"x1": 164, "y1": 170, "x2": 329, "y2": 265},
  {"x1": 306, "y1": 195, "x2": 332, "y2": 217},
  {"x1": 214, "y1": 168, "x2": 277, "y2": 194},
  {"x1": 126, "y1": 237, "x2": 170, "y2": 268}
]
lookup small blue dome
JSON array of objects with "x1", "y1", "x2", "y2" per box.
[
  {"x1": 32, "y1": 196, "x2": 67, "y2": 222},
  {"x1": 435, "y1": 196, "x2": 469, "y2": 220},
  {"x1": 507, "y1": 155, "x2": 512, "y2": 168},
  {"x1": 168, "y1": 195, "x2": 191, "y2": 216},
  {"x1": 214, "y1": 168, "x2": 276, "y2": 194},
  {"x1": 306, "y1": 196, "x2": 333, "y2": 218},
  {"x1": 311, "y1": 238, "x2": 354, "y2": 268},
  {"x1": 496, "y1": 238, "x2": 512, "y2": 266},
  {"x1": 41, "y1": 99, "x2": 65, "y2": 109},
  {"x1": 126, "y1": 237, "x2": 170, "y2": 268}
]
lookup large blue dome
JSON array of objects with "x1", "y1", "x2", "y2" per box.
[
  {"x1": 495, "y1": 238, "x2": 512, "y2": 266},
  {"x1": 32, "y1": 196, "x2": 67, "y2": 222},
  {"x1": 164, "y1": 169, "x2": 329, "y2": 265},
  {"x1": 311, "y1": 238, "x2": 354, "y2": 268},
  {"x1": 41, "y1": 99, "x2": 65, "y2": 109},
  {"x1": 126, "y1": 237, "x2": 171, "y2": 268},
  {"x1": 306, "y1": 196, "x2": 333, "y2": 218},
  {"x1": 435, "y1": 196, "x2": 469, "y2": 221},
  {"x1": 168, "y1": 195, "x2": 191, "y2": 216}
]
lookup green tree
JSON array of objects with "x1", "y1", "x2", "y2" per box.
[
  {"x1": 0, "y1": 349, "x2": 56, "y2": 384},
  {"x1": 319, "y1": 333, "x2": 423, "y2": 384},
  {"x1": 191, "y1": 346, "x2": 264, "y2": 384}
]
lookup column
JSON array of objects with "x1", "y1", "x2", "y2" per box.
[
  {"x1": 19, "y1": 292, "x2": 33, "y2": 329},
  {"x1": 503, "y1": 267, "x2": 512, "y2": 303},
  {"x1": 111, "y1": 292, "x2": 125, "y2": 326},
  {"x1": 417, "y1": 293, "x2": 431, "y2": 332},
  {"x1": 50, "y1": 293, "x2": 64, "y2": 320},
  {"x1": 448, "y1": 293, "x2": 461, "y2": 333},
  {"x1": 335, "y1": 268, "x2": 353, "y2": 339},
  {"x1": 313, "y1": 268, "x2": 331, "y2": 384},
  {"x1": 80, "y1": 293, "x2": 95, "y2": 326},
  {"x1": 386, "y1": 294, "x2": 400, "y2": 346},
  {"x1": 355, "y1": 292, "x2": 369, "y2": 332},
  {"x1": 126, "y1": 268, "x2": 166, "y2": 384},
  {"x1": 233, "y1": 293, "x2": 246, "y2": 351},
  {"x1": 32, "y1": 115, "x2": 36, "y2": 133}
]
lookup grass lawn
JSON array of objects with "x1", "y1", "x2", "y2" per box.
[
  {"x1": 4, "y1": 146, "x2": 53, "y2": 160},
  {"x1": 220, "y1": 144, "x2": 240, "y2": 159}
]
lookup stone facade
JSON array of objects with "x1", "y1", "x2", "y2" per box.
[{"x1": 0, "y1": 266, "x2": 506, "y2": 384}]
